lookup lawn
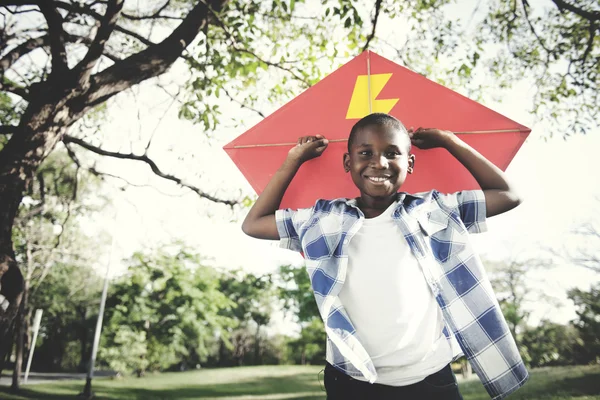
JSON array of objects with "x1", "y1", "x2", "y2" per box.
[{"x1": 0, "y1": 365, "x2": 598, "y2": 400}]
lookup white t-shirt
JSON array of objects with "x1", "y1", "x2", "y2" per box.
[{"x1": 336, "y1": 201, "x2": 453, "y2": 386}]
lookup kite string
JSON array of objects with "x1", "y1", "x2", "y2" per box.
[{"x1": 229, "y1": 129, "x2": 526, "y2": 149}]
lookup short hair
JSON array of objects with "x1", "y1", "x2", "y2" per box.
[{"x1": 348, "y1": 113, "x2": 410, "y2": 152}]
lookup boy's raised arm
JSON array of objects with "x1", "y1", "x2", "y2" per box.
[
  {"x1": 241, "y1": 135, "x2": 329, "y2": 239},
  {"x1": 410, "y1": 128, "x2": 522, "y2": 217}
]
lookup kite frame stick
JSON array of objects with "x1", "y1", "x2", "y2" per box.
[{"x1": 229, "y1": 129, "x2": 527, "y2": 149}]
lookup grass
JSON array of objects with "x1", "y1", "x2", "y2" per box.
[{"x1": 0, "y1": 364, "x2": 598, "y2": 400}]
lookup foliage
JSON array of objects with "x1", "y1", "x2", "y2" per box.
[
  {"x1": 217, "y1": 269, "x2": 277, "y2": 366},
  {"x1": 277, "y1": 264, "x2": 319, "y2": 323},
  {"x1": 28, "y1": 261, "x2": 102, "y2": 371},
  {"x1": 98, "y1": 327, "x2": 149, "y2": 376},
  {"x1": 568, "y1": 283, "x2": 600, "y2": 364},
  {"x1": 487, "y1": 258, "x2": 539, "y2": 342},
  {"x1": 208, "y1": 325, "x2": 290, "y2": 367},
  {"x1": 520, "y1": 320, "x2": 581, "y2": 368},
  {"x1": 286, "y1": 317, "x2": 326, "y2": 365},
  {"x1": 478, "y1": 0, "x2": 599, "y2": 136},
  {"x1": 219, "y1": 269, "x2": 275, "y2": 328},
  {"x1": 100, "y1": 247, "x2": 234, "y2": 375},
  {"x1": 277, "y1": 264, "x2": 325, "y2": 365}
]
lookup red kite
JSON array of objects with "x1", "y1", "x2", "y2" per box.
[{"x1": 224, "y1": 51, "x2": 530, "y2": 209}]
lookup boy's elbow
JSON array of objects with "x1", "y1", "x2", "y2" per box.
[
  {"x1": 510, "y1": 189, "x2": 524, "y2": 208},
  {"x1": 501, "y1": 190, "x2": 523, "y2": 214},
  {"x1": 241, "y1": 217, "x2": 263, "y2": 238},
  {"x1": 241, "y1": 218, "x2": 253, "y2": 237},
  {"x1": 241, "y1": 215, "x2": 279, "y2": 240},
  {"x1": 484, "y1": 189, "x2": 523, "y2": 217}
]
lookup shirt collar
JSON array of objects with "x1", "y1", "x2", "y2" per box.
[{"x1": 332, "y1": 192, "x2": 424, "y2": 210}]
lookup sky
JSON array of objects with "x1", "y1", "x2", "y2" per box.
[{"x1": 69, "y1": 0, "x2": 599, "y2": 334}]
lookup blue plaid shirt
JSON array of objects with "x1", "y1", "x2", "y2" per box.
[{"x1": 275, "y1": 190, "x2": 528, "y2": 400}]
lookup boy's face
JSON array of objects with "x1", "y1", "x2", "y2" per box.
[{"x1": 343, "y1": 125, "x2": 414, "y2": 201}]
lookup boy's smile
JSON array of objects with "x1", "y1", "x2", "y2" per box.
[{"x1": 344, "y1": 125, "x2": 414, "y2": 211}]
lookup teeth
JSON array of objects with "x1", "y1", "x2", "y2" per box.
[{"x1": 368, "y1": 176, "x2": 389, "y2": 182}]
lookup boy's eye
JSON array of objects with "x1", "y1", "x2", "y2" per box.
[
  {"x1": 385, "y1": 152, "x2": 400, "y2": 158},
  {"x1": 359, "y1": 151, "x2": 372, "y2": 156}
]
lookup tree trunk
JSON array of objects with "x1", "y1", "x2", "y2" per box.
[
  {"x1": 0, "y1": 94, "x2": 71, "y2": 375},
  {"x1": 254, "y1": 324, "x2": 261, "y2": 365},
  {"x1": 218, "y1": 338, "x2": 226, "y2": 367},
  {"x1": 0, "y1": 246, "x2": 23, "y2": 376},
  {"x1": 10, "y1": 282, "x2": 27, "y2": 391},
  {"x1": 78, "y1": 306, "x2": 89, "y2": 372},
  {"x1": 460, "y1": 358, "x2": 472, "y2": 379},
  {"x1": 509, "y1": 321, "x2": 519, "y2": 347},
  {"x1": 12, "y1": 236, "x2": 34, "y2": 390}
]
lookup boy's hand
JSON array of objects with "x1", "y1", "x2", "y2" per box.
[
  {"x1": 242, "y1": 135, "x2": 328, "y2": 240},
  {"x1": 288, "y1": 135, "x2": 329, "y2": 164},
  {"x1": 408, "y1": 127, "x2": 454, "y2": 149}
]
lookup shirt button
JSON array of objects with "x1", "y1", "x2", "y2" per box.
[{"x1": 343, "y1": 239, "x2": 349, "y2": 245}]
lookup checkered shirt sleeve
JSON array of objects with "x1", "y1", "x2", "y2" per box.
[
  {"x1": 275, "y1": 207, "x2": 314, "y2": 252},
  {"x1": 440, "y1": 190, "x2": 488, "y2": 234}
]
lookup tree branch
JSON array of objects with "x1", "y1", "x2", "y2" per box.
[
  {"x1": 74, "y1": 0, "x2": 124, "y2": 84},
  {"x1": 204, "y1": 4, "x2": 310, "y2": 86},
  {"x1": 0, "y1": 79, "x2": 29, "y2": 99},
  {"x1": 38, "y1": 2, "x2": 68, "y2": 75},
  {"x1": 62, "y1": 135, "x2": 237, "y2": 205},
  {"x1": 221, "y1": 87, "x2": 265, "y2": 118},
  {"x1": 53, "y1": 0, "x2": 155, "y2": 47},
  {"x1": 0, "y1": 1, "x2": 38, "y2": 6},
  {"x1": 121, "y1": 0, "x2": 181, "y2": 21},
  {"x1": 0, "y1": 32, "x2": 121, "y2": 77},
  {"x1": 577, "y1": 23, "x2": 597, "y2": 65},
  {"x1": 0, "y1": 126, "x2": 18, "y2": 135},
  {"x1": 86, "y1": 0, "x2": 228, "y2": 108},
  {"x1": 362, "y1": 0, "x2": 383, "y2": 52},
  {"x1": 520, "y1": 0, "x2": 552, "y2": 54},
  {"x1": 551, "y1": 0, "x2": 600, "y2": 21},
  {"x1": 0, "y1": 35, "x2": 47, "y2": 73}
]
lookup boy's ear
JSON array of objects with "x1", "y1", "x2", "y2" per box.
[
  {"x1": 408, "y1": 154, "x2": 415, "y2": 174},
  {"x1": 343, "y1": 153, "x2": 350, "y2": 172}
]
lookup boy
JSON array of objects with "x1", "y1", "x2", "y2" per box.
[{"x1": 242, "y1": 113, "x2": 528, "y2": 399}]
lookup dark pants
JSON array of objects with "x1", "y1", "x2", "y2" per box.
[{"x1": 324, "y1": 363, "x2": 463, "y2": 400}]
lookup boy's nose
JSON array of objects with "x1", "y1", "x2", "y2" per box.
[{"x1": 372, "y1": 155, "x2": 388, "y2": 169}]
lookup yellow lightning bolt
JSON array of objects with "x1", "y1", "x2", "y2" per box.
[{"x1": 346, "y1": 73, "x2": 399, "y2": 119}]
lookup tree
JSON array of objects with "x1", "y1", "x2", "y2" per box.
[
  {"x1": 219, "y1": 270, "x2": 276, "y2": 366},
  {"x1": 100, "y1": 246, "x2": 233, "y2": 375},
  {"x1": 563, "y1": 214, "x2": 600, "y2": 273},
  {"x1": 568, "y1": 283, "x2": 600, "y2": 364},
  {"x1": 287, "y1": 317, "x2": 327, "y2": 366},
  {"x1": 486, "y1": 257, "x2": 555, "y2": 344},
  {"x1": 277, "y1": 264, "x2": 325, "y2": 365},
  {"x1": 0, "y1": 0, "x2": 379, "y2": 370},
  {"x1": 520, "y1": 320, "x2": 580, "y2": 367},
  {"x1": 0, "y1": 0, "x2": 235, "y2": 372},
  {"x1": 489, "y1": 259, "x2": 530, "y2": 343},
  {"x1": 476, "y1": 0, "x2": 599, "y2": 136},
  {"x1": 1, "y1": 0, "x2": 597, "y2": 373},
  {"x1": 27, "y1": 261, "x2": 102, "y2": 373},
  {"x1": 278, "y1": 264, "x2": 319, "y2": 323},
  {"x1": 8, "y1": 148, "x2": 104, "y2": 389}
]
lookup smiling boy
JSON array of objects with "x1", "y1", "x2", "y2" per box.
[{"x1": 242, "y1": 113, "x2": 528, "y2": 399}]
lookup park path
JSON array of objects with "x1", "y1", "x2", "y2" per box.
[{"x1": 0, "y1": 371, "x2": 116, "y2": 386}]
